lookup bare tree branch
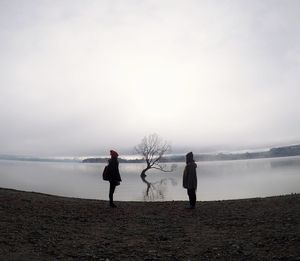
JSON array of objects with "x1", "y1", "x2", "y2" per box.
[
  {"x1": 135, "y1": 133, "x2": 173, "y2": 177},
  {"x1": 151, "y1": 166, "x2": 172, "y2": 172}
]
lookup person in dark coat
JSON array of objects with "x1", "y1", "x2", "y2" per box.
[
  {"x1": 183, "y1": 152, "x2": 197, "y2": 209},
  {"x1": 107, "y1": 150, "x2": 122, "y2": 208}
]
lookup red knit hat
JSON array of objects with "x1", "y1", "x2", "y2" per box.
[{"x1": 110, "y1": 150, "x2": 119, "y2": 158}]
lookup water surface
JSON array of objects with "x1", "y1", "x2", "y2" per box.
[{"x1": 0, "y1": 156, "x2": 299, "y2": 201}]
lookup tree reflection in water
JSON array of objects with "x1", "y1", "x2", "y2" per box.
[{"x1": 141, "y1": 175, "x2": 177, "y2": 201}]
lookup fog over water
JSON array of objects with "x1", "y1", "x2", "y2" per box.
[
  {"x1": 0, "y1": 0, "x2": 300, "y2": 156},
  {"x1": 1, "y1": 156, "x2": 299, "y2": 201}
]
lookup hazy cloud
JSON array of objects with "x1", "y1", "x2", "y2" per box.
[{"x1": 1, "y1": 0, "x2": 300, "y2": 156}]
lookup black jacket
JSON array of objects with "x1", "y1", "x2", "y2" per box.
[
  {"x1": 107, "y1": 158, "x2": 122, "y2": 182},
  {"x1": 183, "y1": 162, "x2": 197, "y2": 189}
]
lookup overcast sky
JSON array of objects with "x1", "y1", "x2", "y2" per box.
[{"x1": 1, "y1": 0, "x2": 300, "y2": 156}]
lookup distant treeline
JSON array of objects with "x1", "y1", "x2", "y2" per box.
[
  {"x1": 82, "y1": 158, "x2": 144, "y2": 163},
  {"x1": 0, "y1": 155, "x2": 81, "y2": 163},
  {"x1": 82, "y1": 144, "x2": 300, "y2": 163}
]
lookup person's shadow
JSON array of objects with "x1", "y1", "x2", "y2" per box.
[{"x1": 140, "y1": 175, "x2": 177, "y2": 201}]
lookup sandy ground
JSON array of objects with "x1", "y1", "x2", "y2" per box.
[{"x1": 0, "y1": 188, "x2": 299, "y2": 260}]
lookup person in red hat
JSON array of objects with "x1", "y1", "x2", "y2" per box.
[{"x1": 106, "y1": 150, "x2": 122, "y2": 208}]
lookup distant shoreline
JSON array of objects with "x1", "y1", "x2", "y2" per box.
[
  {"x1": 82, "y1": 144, "x2": 300, "y2": 163},
  {"x1": 1, "y1": 144, "x2": 300, "y2": 163},
  {"x1": 1, "y1": 187, "x2": 299, "y2": 260}
]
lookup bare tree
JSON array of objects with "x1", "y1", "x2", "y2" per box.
[{"x1": 135, "y1": 133, "x2": 174, "y2": 177}]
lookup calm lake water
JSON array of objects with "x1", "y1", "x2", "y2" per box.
[{"x1": 0, "y1": 156, "x2": 300, "y2": 201}]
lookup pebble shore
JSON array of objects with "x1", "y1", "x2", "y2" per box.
[{"x1": 0, "y1": 188, "x2": 299, "y2": 260}]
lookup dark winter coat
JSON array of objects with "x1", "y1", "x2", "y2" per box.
[
  {"x1": 183, "y1": 162, "x2": 197, "y2": 189},
  {"x1": 107, "y1": 158, "x2": 122, "y2": 183}
]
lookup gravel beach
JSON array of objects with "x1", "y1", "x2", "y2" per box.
[{"x1": 0, "y1": 188, "x2": 299, "y2": 260}]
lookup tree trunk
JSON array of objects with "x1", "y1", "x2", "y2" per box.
[
  {"x1": 140, "y1": 174, "x2": 151, "y2": 197},
  {"x1": 140, "y1": 167, "x2": 150, "y2": 177}
]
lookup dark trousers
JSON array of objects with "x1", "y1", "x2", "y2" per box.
[
  {"x1": 187, "y1": 188, "x2": 196, "y2": 207},
  {"x1": 109, "y1": 182, "x2": 116, "y2": 205}
]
